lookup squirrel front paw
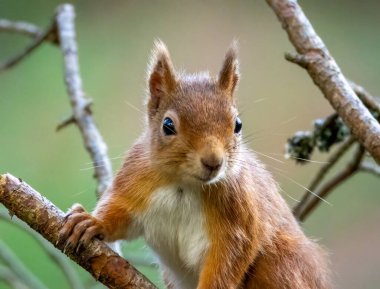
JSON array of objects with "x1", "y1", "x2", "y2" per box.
[{"x1": 58, "y1": 203, "x2": 105, "y2": 253}]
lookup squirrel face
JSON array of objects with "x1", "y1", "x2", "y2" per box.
[{"x1": 146, "y1": 40, "x2": 241, "y2": 185}]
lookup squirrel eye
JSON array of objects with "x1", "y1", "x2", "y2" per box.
[
  {"x1": 163, "y1": 117, "x2": 176, "y2": 135},
  {"x1": 234, "y1": 117, "x2": 242, "y2": 134}
]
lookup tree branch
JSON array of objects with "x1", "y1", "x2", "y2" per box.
[
  {"x1": 0, "y1": 22, "x2": 58, "y2": 71},
  {"x1": 0, "y1": 4, "x2": 113, "y2": 197},
  {"x1": 297, "y1": 145, "x2": 365, "y2": 221},
  {"x1": 55, "y1": 4, "x2": 112, "y2": 197},
  {"x1": 0, "y1": 5, "x2": 152, "y2": 288},
  {"x1": 266, "y1": 0, "x2": 380, "y2": 165},
  {"x1": 293, "y1": 137, "x2": 356, "y2": 219},
  {"x1": 0, "y1": 173, "x2": 157, "y2": 289},
  {"x1": 0, "y1": 19, "x2": 42, "y2": 38}
]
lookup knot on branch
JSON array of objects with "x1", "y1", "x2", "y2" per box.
[{"x1": 285, "y1": 51, "x2": 327, "y2": 69}]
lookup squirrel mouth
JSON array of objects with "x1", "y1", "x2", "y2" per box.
[
  {"x1": 189, "y1": 163, "x2": 225, "y2": 184},
  {"x1": 191, "y1": 172, "x2": 220, "y2": 184},
  {"x1": 193, "y1": 175, "x2": 211, "y2": 182}
]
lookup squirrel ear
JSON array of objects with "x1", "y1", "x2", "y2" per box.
[
  {"x1": 218, "y1": 41, "x2": 239, "y2": 96},
  {"x1": 147, "y1": 40, "x2": 176, "y2": 112}
]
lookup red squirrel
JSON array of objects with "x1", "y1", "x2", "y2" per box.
[{"x1": 59, "y1": 40, "x2": 331, "y2": 289}]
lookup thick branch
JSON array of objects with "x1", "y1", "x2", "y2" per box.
[
  {"x1": 266, "y1": 0, "x2": 380, "y2": 165},
  {"x1": 0, "y1": 173, "x2": 157, "y2": 289},
  {"x1": 55, "y1": 4, "x2": 113, "y2": 197}
]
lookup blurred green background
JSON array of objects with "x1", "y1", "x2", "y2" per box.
[{"x1": 0, "y1": 0, "x2": 379, "y2": 288}]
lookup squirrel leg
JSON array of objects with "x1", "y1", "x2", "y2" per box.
[
  {"x1": 244, "y1": 235, "x2": 331, "y2": 289},
  {"x1": 196, "y1": 243, "x2": 258, "y2": 289}
]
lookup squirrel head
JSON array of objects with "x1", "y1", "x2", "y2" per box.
[{"x1": 145, "y1": 40, "x2": 242, "y2": 185}]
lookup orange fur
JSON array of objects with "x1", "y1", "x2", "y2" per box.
[{"x1": 59, "y1": 41, "x2": 331, "y2": 289}]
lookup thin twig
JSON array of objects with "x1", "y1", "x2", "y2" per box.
[
  {"x1": 0, "y1": 19, "x2": 41, "y2": 38},
  {"x1": 0, "y1": 210, "x2": 84, "y2": 289},
  {"x1": 0, "y1": 241, "x2": 49, "y2": 289},
  {"x1": 298, "y1": 145, "x2": 365, "y2": 221},
  {"x1": 0, "y1": 264, "x2": 31, "y2": 289},
  {"x1": 0, "y1": 173, "x2": 157, "y2": 289},
  {"x1": 0, "y1": 22, "x2": 57, "y2": 71},
  {"x1": 55, "y1": 4, "x2": 112, "y2": 197},
  {"x1": 359, "y1": 161, "x2": 380, "y2": 177},
  {"x1": 56, "y1": 115, "x2": 76, "y2": 132},
  {"x1": 266, "y1": 0, "x2": 380, "y2": 165},
  {"x1": 293, "y1": 137, "x2": 356, "y2": 218}
]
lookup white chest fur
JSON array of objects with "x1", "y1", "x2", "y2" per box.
[{"x1": 137, "y1": 186, "x2": 209, "y2": 289}]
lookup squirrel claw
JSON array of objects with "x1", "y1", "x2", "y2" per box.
[
  {"x1": 58, "y1": 204, "x2": 105, "y2": 253},
  {"x1": 76, "y1": 241, "x2": 83, "y2": 254}
]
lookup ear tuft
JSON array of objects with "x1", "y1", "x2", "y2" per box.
[
  {"x1": 218, "y1": 41, "x2": 239, "y2": 96},
  {"x1": 147, "y1": 39, "x2": 176, "y2": 104}
]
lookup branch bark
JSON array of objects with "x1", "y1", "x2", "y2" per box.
[
  {"x1": 0, "y1": 173, "x2": 157, "y2": 289},
  {"x1": 55, "y1": 4, "x2": 113, "y2": 197},
  {"x1": 266, "y1": 0, "x2": 380, "y2": 165},
  {"x1": 349, "y1": 81, "x2": 380, "y2": 117}
]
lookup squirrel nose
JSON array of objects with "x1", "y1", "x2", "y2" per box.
[{"x1": 201, "y1": 156, "x2": 223, "y2": 172}]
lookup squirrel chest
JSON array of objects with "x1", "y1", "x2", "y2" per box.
[{"x1": 135, "y1": 185, "x2": 209, "y2": 282}]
